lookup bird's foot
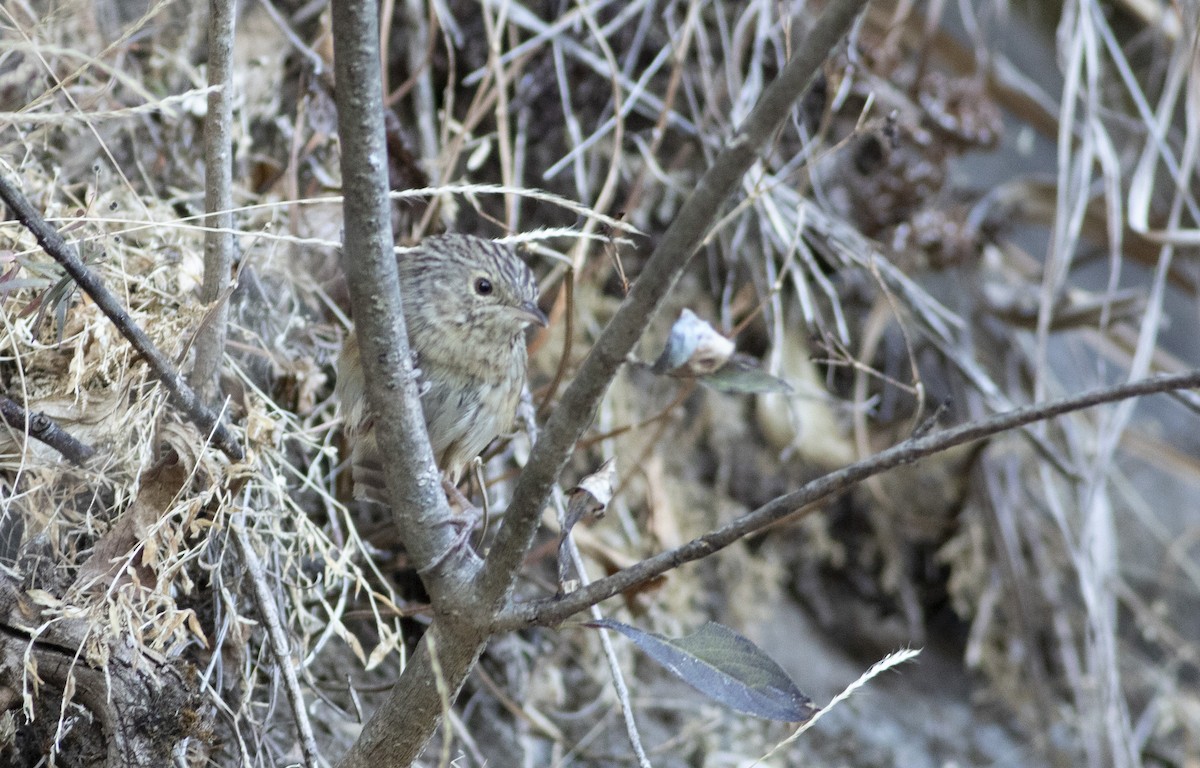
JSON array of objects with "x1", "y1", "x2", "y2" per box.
[
  {"x1": 440, "y1": 477, "x2": 485, "y2": 545},
  {"x1": 442, "y1": 477, "x2": 476, "y2": 515},
  {"x1": 416, "y1": 480, "x2": 485, "y2": 576}
]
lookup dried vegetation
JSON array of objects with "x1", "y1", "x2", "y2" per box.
[{"x1": 1, "y1": 0, "x2": 1199, "y2": 766}]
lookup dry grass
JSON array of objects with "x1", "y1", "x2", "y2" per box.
[{"x1": 1, "y1": 0, "x2": 1199, "y2": 766}]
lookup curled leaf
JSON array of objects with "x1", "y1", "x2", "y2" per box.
[
  {"x1": 566, "y1": 458, "x2": 616, "y2": 526},
  {"x1": 653, "y1": 308, "x2": 735, "y2": 375},
  {"x1": 650, "y1": 309, "x2": 791, "y2": 395},
  {"x1": 559, "y1": 459, "x2": 617, "y2": 590}
]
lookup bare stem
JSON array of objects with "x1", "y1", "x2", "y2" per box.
[
  {"x1": 331, "y1": 1, "x2": 486, "y2": 762},
  {"x1": 191, "y1": 0, "x2": 238, "y2": 395},
  {"x1": 0, "y1": 395, "x2": 96, "y2": 466},
  {"x1": 495, "y1": 368, "x2": 1200, "y2": 630}
]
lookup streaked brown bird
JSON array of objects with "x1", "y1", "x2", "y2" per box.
[{"x1": 337, "y1": 234, "x2": 547, "y2": 503}]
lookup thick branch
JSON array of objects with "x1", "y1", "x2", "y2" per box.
[
  {"x1": 495, "y1": 369, "x2": 1200, "y2": 630},
  {"x1": 0, "y1": 174, "x2": 243, "y2": 461},
  {"x1": 341, "y1": 616, "x2": 491, "y2": 766},
  {"x1": 329, "y1": 0, "x2": 474, "y2": 586},
  {"x1": 479, "y1": 0, "x2": 870, "y2": 605},
  {"x1": 331, "y1": 0, "x2": 493, "y2": 763}
]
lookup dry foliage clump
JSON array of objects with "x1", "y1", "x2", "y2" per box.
[{"x1": 1, "y1": 1, "x2": 1199, "y2": 766}]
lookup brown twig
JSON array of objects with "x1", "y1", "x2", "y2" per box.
[
  {"x1": 0, "y1": 395, "x2": 96, "y2": 466},
  {"x1": 0, "y1": 175, "x2": 243, "y2": 461},
  {"x1": 577, "y1": 379, "x2": 694, "y2": 449},
  {"x1": 191, "y1": 0, "x2": 238, "y2": 396},
  {"x1": 536, "y1": 266, "x2": 575, "y2": 419},
  {"x1": 495, "y1": 368, "x2": 1200, "y2": 630}
]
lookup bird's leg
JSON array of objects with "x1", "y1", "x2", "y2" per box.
[
  {"x1": 470, "y1": 457, "x2": 491, "y2": 542},
  {"x1": 438, "y1": 456, "x2": 496, "y2": 550}
]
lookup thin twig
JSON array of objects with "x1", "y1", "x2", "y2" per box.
[
  {"x1": 0, "y1": 173, "x2": 244, "y2": 461},
  {"x1": 191, "y1": 0, "x2": 238, "y2": 395},
  {"x1": 559, "y1": 492, "x2": 651, "y2": 768},
  {"x1": 536, "y1": 267, "x2": 574, "y2": 419},
  {"x1": 536, "y1": 404, "x2": 649, "y2": 765},
  {"x1": 0, "y1": 395, "x2": 96, "y2": 466},
  {"x1": 496, "y1": 368, "x2": 1200, "y2": 630},
  {"x1": 232, "y1": 512, "x2": 321, "y2": 768}
]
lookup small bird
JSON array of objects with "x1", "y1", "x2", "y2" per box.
[{"x1": 337, "y1": 234, "x2": 547, "y2": 504}]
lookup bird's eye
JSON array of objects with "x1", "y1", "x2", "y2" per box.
[{"x1": 473, "y1": 277, "x2": 493, "y2": 296}]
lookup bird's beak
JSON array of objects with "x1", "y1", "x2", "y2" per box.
[{"x1": 515, "y1": 300, "x2": 549, "y2": 328}]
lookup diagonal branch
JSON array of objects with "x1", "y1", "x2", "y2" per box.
[
  {"x1": 478, "y1": 0, "x2": 870, "y2": 606},
  {"x1": 0, "y1": 395, "x2": 96, "y2": 466},
  {"x1": 494, "y1": 368, "x2": 1200, "y2": 630},
  {"x1": 0, "y1": 174, "x2": 244, "y2": 461}
]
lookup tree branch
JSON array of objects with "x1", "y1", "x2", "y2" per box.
[
  {"x1": 0, "y1": 572, "x2": 209, "y2": 766},
  {"x1": 335, "y1": 2, "x2": 866, "y2": 764},
  {"x1": 330, "y1": 0, "x2": 504, "y2": 761},
  {"x1": 494, "y1": 368, "x2": 1200, "y2": 630},
  {"x1": 329, "y1": 0, "x2": 477, "y2": 591},
  {"x1": 190, "y1": 0, "x2": 238, "y2": 395},
  {"x1": 477, "y1": 0, "x2": 870, "y2": 606},
  {"x1": 0, "y1": 174, "x2": 244, "y2": 461},
  {"x1": 0, "y1": 395, "x2": 96, "y2": 466}
]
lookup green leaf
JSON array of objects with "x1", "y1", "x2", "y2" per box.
[
  {"x1": 699, "y1": 354, "x2": 793, "y2": 394},
  {"x1": 588, "y1": 619, "x2": 817, "y2": 722}
]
